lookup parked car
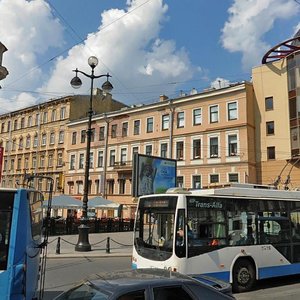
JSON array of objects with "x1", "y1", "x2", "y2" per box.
[{"x1": 54, "y1": 268, "x2": 235, "y2": 300}]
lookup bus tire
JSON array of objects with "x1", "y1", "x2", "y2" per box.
[{"x1": 232, "y1": 258, "x2": 256, "y2": 293}]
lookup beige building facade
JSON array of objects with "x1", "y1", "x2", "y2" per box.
[
  {"x1": 65, "y1": 82, "x2": 256, "y2": 218},
  {"x1": 252, "y1": 48, "x2": 300, "y2": 189},
  {"x1": 0, "y1": 91, "x2": 126, "y2": 198}
]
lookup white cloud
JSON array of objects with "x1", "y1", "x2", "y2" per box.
[
  {"x1": 211, "y1": 77, "x2": 230, "y2": 89},
  {"x1": 0, "y1": 0, "x2": 196, "y2": 111},
  {"x1": 40, "y1": 0, "x2": 195, "y2": 105},
  {"x1": 221, "y1": 0, "x2": 299, "y2": 70},
  {"x1": 0, "y1": 0, "x2": 64, "y2": 112}
]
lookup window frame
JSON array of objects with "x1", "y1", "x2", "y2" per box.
[{"x1": 209, "y1": 105, "x2": 219, "y2": 123}]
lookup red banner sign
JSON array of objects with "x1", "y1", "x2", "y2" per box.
[{"x1": 0, "y1": 146, "x2": 3, "y2": 182}]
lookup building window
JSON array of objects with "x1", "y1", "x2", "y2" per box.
[
  {"x1": 33, "y1": 134, "x2": 38, "y2": 148},
  {"x1": 43, "y1": 111, "x2": 48, "y2": 123},
  {"x1": 228, "y1": 173, "x2": 239, "y2": 183},
  {"x1": 7, "y1": 120, "x2": 11, "y2": 132},
  {"x1": 107, "y1": 180, "x2": 114, "y2": 195},
  {"x1": 77, "y1": 181, "x2": 83, "y2": 194},
  {"x1": 26, "y1": 136, "x2": 31, "y2": 148},
  {"x1": 122, "y1": 122, "x2": 128, "y2": 137},
  {"x1": 176, "y1": 141, "x2": 184, "y2": 160},
  {"x1": 109, "y1": 149, "x2": 116, "y2": 166},
  {"x1": 210, "y1": 105, "x2": 219, "y2": 123},
  {"x1": 27, "y1": 116, "x2": 32, "y2": 127},
  {"x1": 20, "y1": 117, "x2": 25, "y2": 129},
  {"x1": 79, "y1": 153, "x2": 84, "y2": 169},
  {"x1": 193, "y1": 139, "x2": 201, "y2": 159},
  {"x1": 111, "y1": 124, "x2": 117, "y2": 138},
  {"x1": 177, "y1": 112, "x2": 184, "y2": 128},
  {"x1": 97, "y1": 150, "x2": 104, "y2": 167},
  {"x1": 19, "y1": 137, "x2": 23, "y2": 150},
  {"x1": 41, "y1": 133, "x2": 47, "y2": 146},
  {"x1": 25, "y1": 157, "x2": 29, "y2": 169},
  {"x1": 72, "y1": 132, "x2": 77, "y2": 145},
  {"x1": 193, "y1": 108, "x2": 202, "y2": 125},
  {"x1": 89, "y1": 152, "x2": 94, "y2": 168},
  {"x1": 40, "y1": 155, "x2": 45, "y2": 168},
  {"x1": 51, "y1": 109, "x2": 56, "y2": 122},
  {"x1": 35, "y1": 114, "x2": 39, "y2": 126},
  {"x1": 265, "y1": 97, "x2": 273, "y2": 111},
  {"x1": 32, "y1": 156, "x2": 37, "y2": 169},
  {"x1": 266, "y1": 121, "x2": 275, "y2": 135},
  {"x1": 210, "y1": 174, "x2": 219, "y2": 184},
  {"x1": 58, "y1": 131, "x2": 64, "y2": 144},
  {"x1": 17, "y1": 158, "x2": 22, "y2": 170},
  {"x1": 267, "y1": 146, "x2": 275, "y2": 160},
  {"x1": 146, "y1": 117, "x2": 153, "y2": 133},
  {"x1": 177, "y1": 176, "x2": 184, "y2": 187},
  {"x1": 192, "y1": 175, "x2": 201, "y2": 189},
  {"x1": 145, "y1": 145, "x2": 152, "y2": 156},
  {"x1": 90, "y1": 128, "x2": 95, "y2": 142},
  {"x1": 50, "y1": 132, "x2": 55, "y2": 145},
  {"x1": 119, "y1": 178, "x2": 126, "y2": 194},
  {"x1": 99, "y1": 126, "x2": 105, "y2": 141},
  {"x1": 162, "y1": 114, "x2": 169, "y2": 130},
  {"x1": 11, "y1": 140, "x2": 15, "y2": 151},
  {"x1": 161, "y1": 143, "x2": 168, "y2": 158},
  {"x1": 48, "y1": 154, "x2": 53, "y2": 167},
  {"x1": 57, "y1": 152, "x2": 63, "y2": 166},
  {"x1": 14, "y1": 119, "x2": 18, "y2": 130},
  {"x1": 60, "y1": 107, "x2": 66, "y2": 120},
  {"x1": 228, "y1": 134, "x2": 238, "y2": 156},
  {"x1": 132, "y1": 146, "x2": 139, "y2": 159},
  {"x1": 81, "y1": 130, "x2": 86, "y2": 143},
  {"x1": 228, "y1": 102, "x2": 237, "y2": 120},
  {"x1": 1, "y1": 122, "x2": 5, "y2": 133},
  {"x1": 120, "y1": 148, "x2": 127, "y2": 164},
  {"x1": 210, "y1": 137, "x2": 218, "y2": 158},
  {"x1": 134, "y1": 120, "x2": 140, "y2": 135}
]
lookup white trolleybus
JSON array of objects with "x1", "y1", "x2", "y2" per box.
[{"x1": 132, "y1": 184, "x2": 300, "y2": 292}]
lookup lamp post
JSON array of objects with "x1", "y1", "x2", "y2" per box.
[{"x1": 70, "y1": 56, "x2": 113, "y2": 251}]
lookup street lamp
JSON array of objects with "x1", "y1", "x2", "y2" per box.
[{"x1": 70, "y1": 56, "x2": 113, "y2": 251}]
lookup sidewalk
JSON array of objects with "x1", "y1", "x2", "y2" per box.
[{"x1": 46, "y1": 231, "x2": 133, "y2": 258}]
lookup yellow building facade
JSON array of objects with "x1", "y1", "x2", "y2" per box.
[
  {"x1": 252, "y1": 48, "x2": 300, "y2": 189},
  {"x1": 65, "y1": 82, "x2": 256, "y2": 218}
]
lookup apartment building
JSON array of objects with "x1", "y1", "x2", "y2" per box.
[
  {"x1": 65, "y1": 82, "x2": 256, "y2": 218},
  {"x1": 252, "y1": 34, "x2": 300, "y2": 188},
  {"x1": 0, "y1": 91, "x2": 126, "y2": 196}
]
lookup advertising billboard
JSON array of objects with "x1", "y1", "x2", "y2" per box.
[{"x1": 132, "y1": 154, "x2": 177, "y2": 197}]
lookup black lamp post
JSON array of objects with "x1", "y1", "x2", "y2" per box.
[{"x1": 70, "y1": 56, "x2": 113, "y2": 251}]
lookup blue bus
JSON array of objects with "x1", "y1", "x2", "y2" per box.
[{"x1": 0, "y1": 187, "x2": 46, "y2": 299}]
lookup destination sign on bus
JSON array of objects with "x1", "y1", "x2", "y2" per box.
[{"x1": 143, "y1": 199, "x2": 170, "y2": 208}]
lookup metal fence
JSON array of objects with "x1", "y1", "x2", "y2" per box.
[{"x1": 47, "y1": 218, "x2": 134, "y2": 236}]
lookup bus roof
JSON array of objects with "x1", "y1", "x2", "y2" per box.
[{"x1": 165, "y1": 184, "x2": 300, "y2": 201}]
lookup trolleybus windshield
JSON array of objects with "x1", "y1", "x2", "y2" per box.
[{"x1": 134, "y1": 196, "x2": 177, "y2": 261}]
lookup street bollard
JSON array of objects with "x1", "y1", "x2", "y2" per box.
[
  {"x1": 56, "y1": 237, "x2": 61, "y2": 254},
  {"x1": 106, "y1": 237, "x2": 110, "y2": 253}
]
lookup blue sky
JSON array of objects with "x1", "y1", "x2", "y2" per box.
[{"x1": 0, "y1": 0, "x2": 299, "y2": 113}]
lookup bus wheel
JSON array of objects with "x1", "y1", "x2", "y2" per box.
[{"x1": 232, "y1": 258, "x2": 256, "y2": 293}]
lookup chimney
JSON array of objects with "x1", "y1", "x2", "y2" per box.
[
  {"x1": 159, "y1": 94, "x2": 168, "y2": 101},
  {"x1": 93, "y1": 88, "x2": 103, "y2": 95}
]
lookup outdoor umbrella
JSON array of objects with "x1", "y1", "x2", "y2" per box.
[
  {"x1": 87, "y1": 196, "x2": 118, "y2": 208},
  {"x1": 43, "y1": 195, "x2": 82, "y2": 209}
]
